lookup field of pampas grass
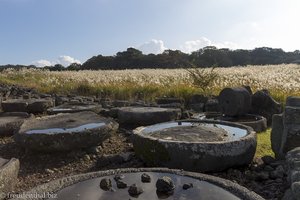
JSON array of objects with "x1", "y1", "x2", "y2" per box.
[{"x1": 0, "y1": 64, "x2": 299, "y2": 102}]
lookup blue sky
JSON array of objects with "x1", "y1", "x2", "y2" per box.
[{"x1": 0, "y1": 0, "x2": 299, "y2": 66}]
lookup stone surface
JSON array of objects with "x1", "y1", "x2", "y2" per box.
[
  {"x1": 47, "y1": 102, "x2": 102, "y2": 114},
  {"x1": 204, "y1": 98, "x2": 220, "y2": 112},
  {"x1": 14, "y1": 111, "x2": 118, "y2": 152},
  {"x1": 1, "y1": 99, "x2": 53, "y2": 113},
  {"x1": 132, "y1": 120, "x2": 257, "y2": 172},
  {"x1": 287, "y1": 96, "x2": 300, "y2": 107},
  {"x1": 128, "y1": 184, "x2": 143, "y2": 196},
  {"x1": 271, "y1": 114, "x2": 284, "y2": 159},
  {"x1": 0, "y1": 158, "x2": 20, "y2": 200},
  {"x1": 118, "y1": 107, "x2": 181, "y2": 127},
  {"x1": 251, "y1": 90, "x2": 282, "y2": 125},
  {"x1": 99, "y1": 178, "x2": 112, "y2": 190},
  {"x1": 0, "y1": 112, "x2": 31, "y2": 136},
  {"x1": 141, "y1": 173, "x2": 151, "y2": 183},
  {"x1": 156, "y1": 176, "x2": 175, "y2": 193},
  {"x1": 219, "y1": 87, "x2": 251, "y2": 116}
]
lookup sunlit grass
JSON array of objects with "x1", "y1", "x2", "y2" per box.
[{"x1": 255, "y1": 128, "x2": 274, "y2": 158}]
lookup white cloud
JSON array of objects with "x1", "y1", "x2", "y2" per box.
[
  {"x1": 138, "y1": 39, "x2": 167, "y2": 54},
  {"x1": 32, "y1": 59, "x2": 53, "y2": 67},
  {"x1": 56, "y1": 55, "x2": 81, "y2": 67},
  {"x1": 180, "y1": 37, "x2": 239, "y2": 53},
  {"x1": 32, "y1": 55, "x2": 81, "y2": 67}
]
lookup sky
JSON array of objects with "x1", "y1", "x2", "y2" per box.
[{"x1": 0, "y1": 0, "x2": 299, "y2": 67}]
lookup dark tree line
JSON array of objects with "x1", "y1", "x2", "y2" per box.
[
  {"x1": 81, "y1": 46, "x2": 300, "y2": 70},
  {"x1": 1, "y1": 46, "x2": 300, "y2": 71}
]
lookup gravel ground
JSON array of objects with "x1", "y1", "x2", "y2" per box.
[{"x1": 0, "y1": 129, "x2": 288, "y2": 200}]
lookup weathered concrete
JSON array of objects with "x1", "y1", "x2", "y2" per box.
[
  {"x1": 132, "y1": 120, "x2": 257, "y2": 172},
  {"x1": 219, "y1": 87, "x2": 252, "y2": 116},
  {"x1": 286, "y1": 148, "x2": 300, "y2": 200},
  {"x1": 0, "y1": 112, "x2": 31, "y2": 136},
  {"x1": 14, "y1": 111, "x2": 118, "y2": 152},
  {"x1": 10, "y1": 168, "x2": 264, "y2": 200},
  {"x1": 118, "y1": 107, "x2": 181, "y2": 127},
  {"x1": 0, "y1": 158, "x2": 20, "y2": 200}
]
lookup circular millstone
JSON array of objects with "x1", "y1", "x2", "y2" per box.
[
  {"x1": 12, "y1": 168, "x2": 263, "y2": 200},
  {"x1": 117, "y1": 107, "x2": 181, "y2": 127},
  {"x1": 194, "y1": 113, "x2": 267, "y2": 133},
  {"x1": 47, "y1": 102, "x2": 102, "y2": 114},
  {"x1": 14, "y1": 111, "x2": 118, "y2": 152},
  {"x1": 0, "y1": 157, "x2": 20, "y2": 199},
  {"x1": 0, "y1": 112, "x2": 31, "y2": 136},
  {"x1": 1, "y1": 99, "x2": 53, "y2": 114},
  {"x1": 132, "y1": 120, "x2": 257, "y2": 172}
]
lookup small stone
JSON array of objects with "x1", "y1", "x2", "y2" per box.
[
  {"x1": 114, "y1": 174, "x2": 125, "y2": 181},
  {"x1": 116, "y1": 180, "x2": 127, "y2": 189},
  {"x1": 156, "y1": 176, "x2": 175, "y2": 193},
  {"x1": 141, "y1": 173, "x2": 151, "y2": 183},
  {"x1": 183, "y1": 183, "x2": 193, "y2": 190},
  {"x1": 100, "y1": 178, "x2": 112, "y2": 191},
  {"x1": 84, "y1": 154, "x2": 91, "y2": 161},
  {"x1": 45, "y1": 169, "x2": 54, "y2": 174},
  {"x1": 128, "y1": 184, "x2": 143, "y2": 196},
  {"x1": 261, "y1": 156, "x2": 276, "y2": 165}
]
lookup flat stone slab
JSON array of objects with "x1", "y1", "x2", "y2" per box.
[
  {"x1": 0, "y1": 112, "x2": 31, "y2": 136},
  {"x1": 132, "y1": 120, "x2": 256, "y2": 172},
  {"x1": 14, "y1": 111, "x2": 118, "y2": 152},
  {"x1": 1, "y1": 99, "x2": 53, "y2": 113},
  {"x1": 47, "y1": 102, "x2": 102, "y2": 114},
  {"x1": 118, "y1": 107, "x2": 181, "y2": 127},
  {"x1": 0, "y1": 157, "x2": 20, "y2": 200},
  {"x1": 11, "y1": 168, "x2": 263, "y2": 200}
]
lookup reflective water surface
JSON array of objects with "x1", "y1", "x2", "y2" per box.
[
  {"x1": 25, "y1": 123, "x2": 105, "y2": 134},
  {"x1": 140, "y1": 122, "x2": 247, "y2": 141},
  {"x1": 52, "y1": 172, "x2": 240, "y2": 200}
]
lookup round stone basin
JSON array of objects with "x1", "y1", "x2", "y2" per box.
[
  {"x1": 194, "y1": 113, "x2": 267, "y2": 133},
  {"x1": 47, "y1": 102, "x2": 102, "y2": 114},
  {"x1": 15, "y1": 168, "x2": 263, "y2": 200},
  {"x1": 14, "y1": 111, "x2": 118, "y2": 152},
  {"x1": 118, "y1": 106, "x2": 181, "y2": 127},
  {"x1": 0, "y1": 112, "x2": 31, "y2": 136},
  {"x1": 132, "y1": 120, "x2": 257, "y2": 172}
]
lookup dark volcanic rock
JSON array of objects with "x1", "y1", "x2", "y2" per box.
[
  {"x1": 156, "y1": 176, "x2": 175, "y2": 194},
  {"x1": 100, "y1": 178, "x2": 112, "y2": 190},
  {"x1": 128, "y1": 184, "x2": 143, "y2": 196}
]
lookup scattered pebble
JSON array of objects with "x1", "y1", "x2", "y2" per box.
[
  {"x1": 100, "y1": 178, "x2": 112, "y2": 190},
  {"x1": 128, "y1": 184, "x2": 143, "y2": 196},
  {"x1": 141, "y1": 173, "x2": 151, "y2": 183},
  {"x1": 183, "y1": 183, "x2": 193, "y2": 190},
  {"x1": 116, "y1": 180, "x2": 128, "y2": 189},
  {"x1": 156, "y1": 176, "x2": 175, "y2": 193}
]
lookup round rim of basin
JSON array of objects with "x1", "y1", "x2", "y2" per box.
[
  {"x1": 193, "y1": 113, "x2": 267, "y2": 132},
  {"x1": 17, "y1": 168, "x2": 263, "y2": 200},
  {"x1": 119, "y1": 106, "x2": 177, "y2": 112},
  {"x1": 133, "y1": 119, "x2": 255, "y2": 145}
]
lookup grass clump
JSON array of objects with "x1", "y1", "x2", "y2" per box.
[{"x1": 255, "y1": 128, "x2": 274, "y2": 158}]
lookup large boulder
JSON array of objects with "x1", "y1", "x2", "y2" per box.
[
  {"x1": 219, "y1": 87, "x2": 251, "y2": 116},
  {"x1": 251, "y1": 90, "x2": 282, "y2": 125},
  {"x1": 0, "y1": 157, "x2": 20, "y2": 200},
  {"x1": 118, "y1": 107, "x2": 181, "y2": 127},
  {"x1": 14, "y1": 111, "x2": 118, "y2": 152}
]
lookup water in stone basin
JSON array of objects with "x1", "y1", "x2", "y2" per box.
[
  {"x1": 141, "y1": 122, "x2": 247, "y2": 142},
  {"x1": 52, "y1": 172, "x2": 240, "y2": 200},
  {"x1": 25, "y1": 123, "x2": 105, "y2": 134}
]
